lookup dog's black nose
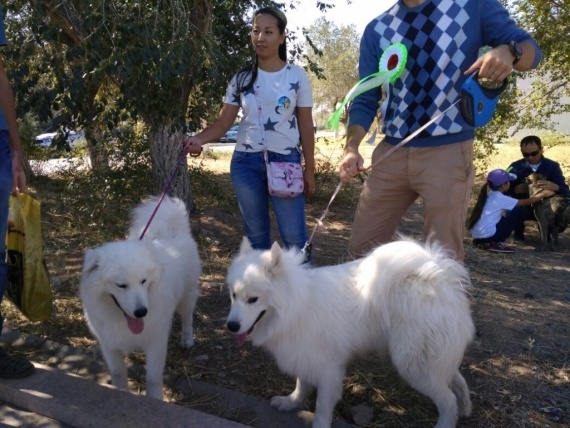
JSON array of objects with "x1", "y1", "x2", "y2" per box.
[
  {"x1": 227, "y1": 321, "x2": 240, "y2": 332},
  {"x1": 134, "y1": 307, "x2": 148, "y2": 318}
]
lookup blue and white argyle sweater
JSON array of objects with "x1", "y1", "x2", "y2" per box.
[{"x1": 348, "y1": 0, "x2": 541, "y2": 147}]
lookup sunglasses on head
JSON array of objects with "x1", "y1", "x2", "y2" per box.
[{"x1": 522, "y1": 150, "x2": 540, "y2": 158}]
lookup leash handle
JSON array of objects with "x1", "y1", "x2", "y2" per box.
[{"x1": 139, "y1": 149, "x2": 188, "y2": 240}]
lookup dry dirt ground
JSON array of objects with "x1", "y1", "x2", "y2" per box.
[{"x1": 2, "y1": 140, "x2": 569, "y2": 427}]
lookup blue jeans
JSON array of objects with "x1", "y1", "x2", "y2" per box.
[
  {"x1": 0, "y1": 130, "x2": 13, "y2": 336},
  {"x1": 473, "y1": 205, "x2": 527, "y2": 244},
  {"x1": 230, "y1": 150, "x2": 308, "y2": 252}
]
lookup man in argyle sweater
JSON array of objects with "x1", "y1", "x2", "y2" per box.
[{"x1": 339, "y1": 0, "x2": 541, "y2": 262}]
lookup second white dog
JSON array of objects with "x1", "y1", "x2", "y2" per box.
[
  {"x1": 80, "y1": 196, "x2": 201, "y2": 400},
  {"x1": 226, "y1": 237, "x2": 474, "y2": 428}
]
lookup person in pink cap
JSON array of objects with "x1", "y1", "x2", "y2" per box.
[{"x1": 467, "y1": 169, "x2": 553, "y2": 253}]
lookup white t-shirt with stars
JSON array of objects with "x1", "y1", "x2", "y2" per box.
[{"x1": 223, "y1": 63, "x2": 313, "y2": 155}]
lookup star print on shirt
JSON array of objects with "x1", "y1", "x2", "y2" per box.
[
  {"x1": 264, "y1": 118, "x2": 278, "y2": 131},
  {"x1": 289, "y1": 81, "x2": 300, "y2": 94},
  {"x1": 288, "y1": 117, "x2": 297, "y2": 129},
  {"x1": 231, "y1": 92, "x2": 240, "y2": 103},
  {"x1": 242, "y1": 143, "x2": 254, "y2": 151},
  {"x1": 244, "y1": 86, "x2": 256, "y2": 96}
]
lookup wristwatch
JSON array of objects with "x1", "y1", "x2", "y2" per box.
[{"x1": 508, "y1": 41, "x2": 522, "y2": 65}]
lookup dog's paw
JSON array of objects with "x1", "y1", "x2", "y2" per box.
[
  {"x1": 179, "y1": 337, "x2": 195, "y2": 349},
  {"x1": 270, "y1": 395, "x2": 302, "y2": 411}
]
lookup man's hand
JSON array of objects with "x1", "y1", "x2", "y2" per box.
[
  {"x1": 340, "y1": 125, "x2": 367, "y2": 182},
  {"x1": 339, "y1": 151, "x2": 364, "y2": 182},
  {"x1": 535, "y1": 189, "x2": 554, "y2": 200},
  {"x1": 537, "y1": 180, "x2": 559, "y2": 192},
  {"x1": 464, "y1": 44, "x2": 513, "y2": 82}
]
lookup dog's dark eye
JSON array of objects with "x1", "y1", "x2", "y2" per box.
[
  {"x1": 141, "y1": 279, "x2": 146, "y2": 285},
  {"x1": 116, "y1": 283, "x2": 127, "y2": 289},
  {"x1": 247, "y1": 297, "x2": 258, "y2": 304}
]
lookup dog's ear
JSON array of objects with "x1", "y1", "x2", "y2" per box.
[
  {"x1": 83, "y1": 249, "x2": 100, "y2": 275},
  {"x1": 264, "y1": 241, "x2": 285, "y2": 278},
  {"x1": 238, "y1": 236, "x2": 253, "y2": 255}
]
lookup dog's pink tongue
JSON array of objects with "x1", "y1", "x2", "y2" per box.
[
  {"x1": 236, "y1": 332, "x2": 247, "y2": 346},
  {"x1": 127, "y1": 316, "x2": 144, "y2": 335}
]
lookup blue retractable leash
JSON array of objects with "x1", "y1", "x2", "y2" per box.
[{"x1": 459, "y1": 71, "x2": 508, "y2": 127}]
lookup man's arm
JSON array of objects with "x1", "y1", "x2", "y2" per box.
[
  {"x1": 466, "y1": 0, "x2": 541, "y2": 82},
  {"x1": 339, "y1": 22, "x2": 381, "y2": 182},
  {"x1": 541, "y1": 160, "x2": 569, "y2": 195},
  {"x1": 464, "y1": 40, "x2": 540, "y2": 83}
]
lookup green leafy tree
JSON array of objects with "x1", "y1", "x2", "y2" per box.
[
  {"x1": 509, "y1": 0, "x2": 570, "y2": 130},
  {"x1": 469, "y1": 0, "x2": 570, "y2": 170},
  {"x1": 3, "y1": 0, "x2": 335, "y2": 210},
  {"x1": 29, "y1": 0, "x2": 232, "y2": 210},
  {"x1": 303, "y1": 18, "x2": 360, "y2": 131}
]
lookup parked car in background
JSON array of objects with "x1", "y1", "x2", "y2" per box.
[
  {"x1": 219, "y1": 125, "x2": 239, "y2": 143},
  {"x1": 34, "y1": 131, "x2": 58, "y2": 148},
  {"x1": 34, "y1": 129, "x2": 84, "y2": 150}
]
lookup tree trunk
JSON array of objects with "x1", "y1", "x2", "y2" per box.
[
  {"x1": 84, "y1": 122, "x2": 109, "y2": 171},
  {"x1": 22, "y1": 156, "x2": 33, "y2": 183},
  {"x1": 148, "y1": 125, "x2": 194, "y2": 213}
]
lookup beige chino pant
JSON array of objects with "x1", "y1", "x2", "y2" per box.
[{"x1": 348, "y1": 139, "x2": 474, "y2": 262}]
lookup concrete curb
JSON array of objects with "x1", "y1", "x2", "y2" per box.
[
  {"x1": 1, "y1": 330, "x2": 355, "y2": 427},
  {"x1": 0, "y1": 363, "x2": 248, "y2": 428}
]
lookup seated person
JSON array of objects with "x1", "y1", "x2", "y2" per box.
[
  {"x1": 505, "y1": 135, "x2": 569, "y2": 240},
  {"x1": 468, "y1": 169, "x2": 553, "y2": 253}
]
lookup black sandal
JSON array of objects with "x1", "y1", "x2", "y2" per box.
[{"x1": 0, "y1": 348, "x2": 35, "y2": 379}]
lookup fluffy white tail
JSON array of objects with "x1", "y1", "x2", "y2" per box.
[{"x1": 128, "y1": 195, "x2": 191, "y2": 240}]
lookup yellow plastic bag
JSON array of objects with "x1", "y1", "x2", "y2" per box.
[{"x1": 5, "y1": 193, "x2": 52, "y2": 321}]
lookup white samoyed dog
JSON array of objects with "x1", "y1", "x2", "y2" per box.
[
  {"x1": 226, "y1": 237, "x2": 474, "y2": 428},
  {"x1": 80, "y1": 196, "x2": 201, "y2": 400}
]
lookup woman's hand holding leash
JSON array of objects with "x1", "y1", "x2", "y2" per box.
[{"x1": 183, "y1": 137, "x2": 203, "y2": 157}]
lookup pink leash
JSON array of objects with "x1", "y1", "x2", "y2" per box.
[{"x1": 139, "y1": 147, "x2": 199, "y2": 240}]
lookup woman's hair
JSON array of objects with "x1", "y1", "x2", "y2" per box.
[
  {"x1": 236, "y1": 7, "x2": 288, "y2": 94},
  {"x1": 467, "y1": 180, "x2": 502, "y2": 230}
]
